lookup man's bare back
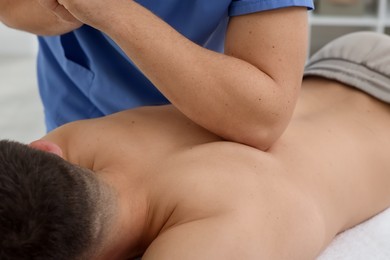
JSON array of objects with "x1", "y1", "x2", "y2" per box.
[{"x1": 38, "y1": 77, "x2": 390, "y2": 259}]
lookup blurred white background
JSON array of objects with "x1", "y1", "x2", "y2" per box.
[
  {"x1": 0, "y1": 23, "x2": 37, "y2": 56},
  {"x1": 0, "y1": 23, "x2": 45, "y2": 143}
]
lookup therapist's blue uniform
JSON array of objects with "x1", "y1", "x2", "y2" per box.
[{"x1": 37, "y1": 0, "x2": 314, "y2": 131}]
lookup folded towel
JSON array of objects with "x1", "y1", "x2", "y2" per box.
[{"x1": 304, "y1": 31, "x2": 390, "y2": 103}]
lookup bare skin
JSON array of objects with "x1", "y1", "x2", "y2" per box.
[
  {"x1": 0, "y1": 0, "x2": 81, "y2": 35},
  {"x1": 33, "y1": 78, "x2": 390, "y2": 259}
]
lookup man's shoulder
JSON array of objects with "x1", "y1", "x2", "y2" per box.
[
  {"x1": 159, "y1": 141, "x2": 277, "y2": 200},
  {"x1": 143, "y1": 142, "x2": 286, "y2": 259},
  {"x1": 154, "y1": 141, "x2": 279, "y2": 225}
]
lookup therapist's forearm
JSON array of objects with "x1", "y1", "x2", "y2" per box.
[
  {"x1": 0, "y1": 0, "x2": 78, "y2": 35},
  {"x1": 96, "y1": 3, "x2": 295, "y2": 150},
  {"x1": 101, "y1": 2, "x2": 289, "y2": 150}
]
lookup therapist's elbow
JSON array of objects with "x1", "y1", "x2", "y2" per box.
[
  {"x1": 0, "y1": 16, "x2": 12, "y2": 29},
  {"x1": 0, "y1": 16, "x2": 30, "y2": 35},
  {"x1": 231, "y1": 113, "x2": 291, "y2": 151},
  {"x1": 241, "y1": 83, "x2": 299, "y2": 150},
  {"x1": 0, "y1": 6, "x2": 21, "y2": 31},
  {"x1": 239, "y1": 126, "x2": 284, "y2": 151}
]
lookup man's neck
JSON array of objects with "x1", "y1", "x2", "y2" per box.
[{"x1": 95, "y1": 166, "x2": 168, "y2": 259}]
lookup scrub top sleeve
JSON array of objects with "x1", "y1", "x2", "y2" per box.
[{"x1": 229, "y1": 0, "x2": 314, "y2": 16}]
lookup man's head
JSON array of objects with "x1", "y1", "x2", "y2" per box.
[{"x1": 0, "y1": 140, "x2": 113, "y2": 259}]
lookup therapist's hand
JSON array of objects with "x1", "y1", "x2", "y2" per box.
[{"x1": 38, "y1": 0, "x2": 83, "y2": 29}]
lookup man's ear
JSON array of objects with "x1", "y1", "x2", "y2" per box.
[{"x1": 29, "y1": 140, "x2": 64, "y2": 158}]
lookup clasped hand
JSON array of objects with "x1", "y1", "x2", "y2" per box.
[{"x1": 38, "y1": 0, "x2": 119, "y2": 30}]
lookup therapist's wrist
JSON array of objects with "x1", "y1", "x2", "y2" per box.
[{"x1": 90, "y1": 1, "x2": 138, "y2": 34}]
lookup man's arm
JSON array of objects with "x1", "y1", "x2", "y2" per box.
[
  {"x1": 0, "y1": 0, "x2": 81, "y2": 35},
  {"x1": 54, "y1": 1, "x2": 309, "y2": 150}
]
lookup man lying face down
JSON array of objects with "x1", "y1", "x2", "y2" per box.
[{"x1": 1, "y1": 32, "x2": 390, "y2": 260}]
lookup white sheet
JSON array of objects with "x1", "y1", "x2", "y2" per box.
[
  {"x1": 0, "y1": 56, "x2": 389, "y2": 259},
  {"x1": 318, "y1": 208, "x2": 390, "y2": 259}
]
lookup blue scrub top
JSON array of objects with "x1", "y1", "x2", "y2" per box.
[{"x1": 37, "y1": 0, "x2": 314, "y2": 131}]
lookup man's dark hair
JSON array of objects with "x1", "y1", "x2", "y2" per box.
[{"x1": 0, "y1": 140, "x2": 104, "y2": 260}]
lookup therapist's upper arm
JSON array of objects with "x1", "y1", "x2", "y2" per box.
[{"x1": 225, "y1": 7, "x2": 309, "y2": 98}]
